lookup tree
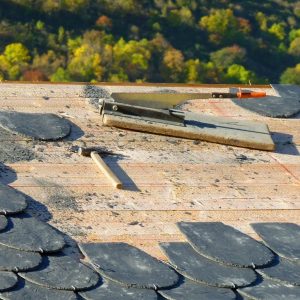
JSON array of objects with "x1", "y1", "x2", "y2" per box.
[
  {"x1": 160, "y1": 49, "x2": 184, "y2": 82},
  {"x1": 184, "y1": 59, "x2": 204, "y2": 83},
  {"x1": 50, "y1": 68, "x2": 71, "y2": 82},
  {"x1": 280, "y1": 64, "x2": 300, "y2": 84},
  {"x1": 268, "y1": 23, "x2": 286, "y2": 41},
  {"x1": 288, "y1": 37, "x2": 300, "y2": 57},
  {"x1": 199, "y1": 9, "x2": 243, "y2": 45},
  {"x1": 224, "y1": 64, "x2": 257, "y2": 84},
  {"x1": 67, "y1": 44, "x2": 103, "y2": 82},
  {"x1": 210, "y1": 46, "x2": 246, "y2": 69},
  {"x1": 32, "y1": 50, "x2": 65, "y2": 78},
  {"x1": 0, "y1": 43, "x2": 30, "y2": 80},
  {"x1": 110, "y1": 38, "x2": 151, "y2": 82}
]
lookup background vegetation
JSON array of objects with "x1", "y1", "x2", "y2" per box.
[{"x1": 0, "y1": 0, "x2": 299, "y2": 84}]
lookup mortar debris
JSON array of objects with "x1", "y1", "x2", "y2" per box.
[
  {"x1": 35, "y1": 179, "x2": 80, "y2": 212},
  {"x1": 83, "y1": 85, "x2": 111, "y2": 109},
  {"x1": 0, "y1": 128, "x2": 36, "y2": 163}
]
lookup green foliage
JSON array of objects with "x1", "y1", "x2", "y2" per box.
[
  {"x1": 1, "y1": 0, "x2": 299, "y2": 84},
  {"x1": 110, "y1": 38, "x2": 151, "y2": 82},
  {"x1": 280, "y1": 64, "x2": 300, "y2": 84},
  {"x1": 288, "y1": 37, "x2": 300, "y2": 57},
  {"x1": 210, "y1": 46, "x2": 246, "y2": 70},
  {"x1": 225, "y1": 64, "x2": 257, "y2": 84},
  {"x1": 199, "y1": 9, "x2": 242, "y2": 45},
  {"x1": 0, "y1": 43, "x2": 30, "y2": 80}
]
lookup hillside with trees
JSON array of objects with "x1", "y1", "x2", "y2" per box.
[{"x1": 0, "y1": 0, "x2": 299, "y2": 84}]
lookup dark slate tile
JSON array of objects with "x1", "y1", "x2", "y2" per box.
[
  {"x1": 256, "y1": 255, "x2": 300, "y2": 286},
  {"x1": 0, "y1": 244, "x2": 42, "y2": 271},
  {"x1": 251, "y1": 223, "x2": 300, "y2": 261},
  {"x1": 0, "y1": 213, "x2": 65, "y2": 253},
  {"x1": 0, "y1": 271, "x2": 18, "y2": 291},
  {"x1": 79, "y1": 242, "x2": 179, "y2": 289},
  {"x1": 0, "y1": 184, "x2": 27, "y2": 215},
  {"x1": 238, "y1": 277, "x2": 300, "y2": 300},
  {"x1": 158, "y1": 278, "x2": 236, "y2": 300},
  {"x1": 178, "y1": 222, "x2": 274, "y2": 268},
  {"x1": 0, "y1": 215, "x2": 7, "y2": 231},
  {"x1": 272, "y1": 84, "x2": 300, "y2": 98},
  {"x1": 0, "y1": 277, "x2": 77, "y2": 300},
  {"x1": 79, "y1": 279, "x2": 159, "y2": 300},
  {"x1": 19, "y1": 254, "x2": 99, "y2": 291},
  {"x1": 160, "y1": 242, "x2": 257, "y2": 288},
  {"x1": 231, "y1": 85, "x2": 300, "y2": 118},
  {"x1": 0, "y1": 112, "x2": 71, "y2": 140}
]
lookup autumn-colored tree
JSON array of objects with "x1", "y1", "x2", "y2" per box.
[
  {"x1": 160, "y1": 49, "x2": 184, "y2": 82},
  {"x1": 210, "y1": 46, "x2": 246, "y2": 69},
  {"x1": 23, "y1": 69, "x2": 48, "y2": 81},
  {"x1": 32, "y1": 50, "x2": 65, "y2": 78},
  {"x1": 96, "y1": 15, "x2": 113, "y2": 30}
]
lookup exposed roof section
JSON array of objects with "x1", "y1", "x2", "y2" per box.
[{"x1": 0, "y1": 82, "x2": 299, "y2": 298}]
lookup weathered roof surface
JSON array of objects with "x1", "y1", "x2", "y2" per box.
[{"x1": 0, "y1": 82, "x2": 299, "y2": 262}]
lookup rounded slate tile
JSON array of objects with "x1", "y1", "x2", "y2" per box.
[
  {"x1": 158, "y1": 278, "x2": 236, "y2": 300},
  {"x1": 0, "y1": 214, "x2": 65, "y2": 253},
  {"x1": 19, "y1": 254, "x2": 99, "y2": 291},
  {"x1": 79, "y1": 242, "x2": 179, "y2": 289},
  {"x1": 0, "y1": 112, "x2": 71, "y2": 140},
  {"x1": 251, "y1": 223, "x2": 300, "y2": 261},
  {"x1": 177, "y1": 222, "x2": 274, "y2": 268},
  {"x1": 160, "y1": 242, "x2": 257, "y2": 288},
  {"x1": 0, "y1": 215, "x2": 7, "y2": 231},
  {"x1": 0, "y1": 244, "x2": 42, "y2": 271},
  {"x1": 238, "y1": 277, "x2": 300, "y2": 300},
  {"x1": 0, "y1": 278, "x2": 77, "y2": 300},
  {"x1": 257, "y1": 256, "x2": 300, "y2": 286},
  {"x1": 0, "y1": 272, "x2": 18, "y2": 291},
  {"x1": 79, "y1": 279, "x2": 158, "y2": 300},
  {"x1": 0, "y1": 184, "x2": 27, "y2": 215}
]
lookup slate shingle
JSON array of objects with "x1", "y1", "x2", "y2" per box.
[
  {"x1": 177, "y1": 222, "x2": 274, "y2": 268},
  {"x1": 160, "y1": 242, "x2": 257, "y2": 288},
  {"x1": 79, "y1": 242, "x2": 180, "y2": 289}
]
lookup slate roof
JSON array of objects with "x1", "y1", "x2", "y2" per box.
[{"x1": 0, "y1": 82, "x2": 299, "y2": 299}]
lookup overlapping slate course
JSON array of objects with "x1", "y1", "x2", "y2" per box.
[
  {"x1": 256, "y1": 256, "x2": 300, "y2": 286},
  {"x1": 79, "y1": 242, "x2": 180, "y2": 289},
  {"x1": 0, "y1": 112, "x2": 71, "y2": 140},
  {"x1": 160, "y1": 242, "x2": 257, "y2": 288},
  {"x1": 251, "y1": 222, "x2": 300, "y2": 261},
  {"x1": 238, "y1": 276, "x2": 300, "y2": 300},
  {"x1": 158, "y1": 278, "x2": 237, "y2": 300},
  {"x1": 0, "y1": 278, "x2": 78, "y2": 300},
  {"x1": 19, "y1": 254, "x2": 100, "y2": 291},
  {"x1": 0, "y1": 245, "x2": 42, "y2": 272},
  {"x1": 79, "y1": 279, "x2": 159, "y2": 300},
  {"x1": 0, "y1": 184, "x2": 27, "y2": 215},
  {"x1": 177, "y1": 222, "x2": 275, "y2": 268},
  {"x1": 0, "y1": 213, "x2": 66, "y2": 253}
]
